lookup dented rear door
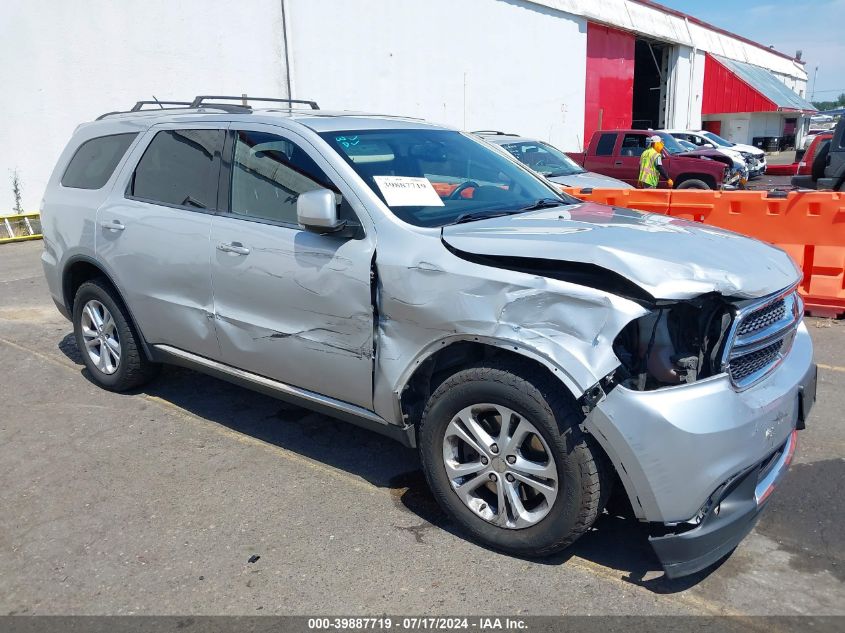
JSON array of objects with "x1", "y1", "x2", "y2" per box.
[{"x1": 209, "y1": 125, "x2": 376, "y2": 408}]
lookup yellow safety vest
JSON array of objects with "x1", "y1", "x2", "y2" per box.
[{"x1": 639, "y1": 148, "x2": 660, "y2": 187}]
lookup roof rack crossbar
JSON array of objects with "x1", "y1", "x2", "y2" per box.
[
  {"x1": 131, "y1": 100, "x2": 192, "y2": 111},
  {"x1": 471, "y1": 130, "x2": 518, "y2": 136},
  {"x1": 190, "y1": 95, "x2": 319, "y2": 110}
]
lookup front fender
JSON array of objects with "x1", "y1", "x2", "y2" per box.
[{"x1": 371, "y1": 256, "x2": 648, "y2": 424}]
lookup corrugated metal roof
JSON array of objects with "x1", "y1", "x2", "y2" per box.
[
  {"x1": 524, "y1": 0, "x2": 807, "y2": 80},
  {"x1": 712, "y1": 55, "x2": 816, "y2": 112}
]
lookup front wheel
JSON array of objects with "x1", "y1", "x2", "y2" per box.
[
  {"x1": 676, "y1": 178, "x2": 711, "y2": 190},
  {"x1": 417, "y1": 362, "x2": 609, "y2": 556}
]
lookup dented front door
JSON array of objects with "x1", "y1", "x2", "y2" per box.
[{"x1": 209, "y1": 126, "x2": 375, "y2": 408}]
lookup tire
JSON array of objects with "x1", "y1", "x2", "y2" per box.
[
  {"x1": 418, "y1": 361, "x2": 610, "y2": 557},
  {"x1": 677, "y1": 179, "x2": 710, "y2": 190},
  {"x1": 72, "y1": 278, "x2": 160, "y2": 391}
]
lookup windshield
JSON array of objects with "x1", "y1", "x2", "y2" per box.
[
  {"x1": 320, "y1": 129, "x2": 570, "y2": 227},
  {"x1": 496, "y1": 140, "x2": 585, "y2": 177},
  {"x1": 655, "y1": 131, "x2": 688, "y2": 155},
  {"x1": 702, "y1": 131, "x2": 735, "y2": 148}
]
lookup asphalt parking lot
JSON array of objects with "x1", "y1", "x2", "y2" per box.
[{"x1": 1, "y1": 240, "x2": 843, "y2": 618}]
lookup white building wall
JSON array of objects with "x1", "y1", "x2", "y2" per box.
[
  {"x1": 665, "y1": 46, "x2": 705, "y2": 130},
  {"x1": 702, "y1": 111, "x2": 800, "y2": 147},
  {"x1": 286, "y1": 0, "x2": 588, "y2": 151},
  {"x1": 0, "y1": 0, "x2": 288, "y2": 211}
]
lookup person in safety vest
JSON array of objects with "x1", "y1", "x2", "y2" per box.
[{"x1": 639, "y1": 135, "x2": 673, "y2": 189}]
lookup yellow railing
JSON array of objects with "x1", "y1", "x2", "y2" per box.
[{"x1": 0, "y1": 212, "x2": 42, "y2": 243}]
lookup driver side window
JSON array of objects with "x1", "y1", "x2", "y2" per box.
[{"x1": 230, "y1": 130, "x2": 356, "y2": 226}]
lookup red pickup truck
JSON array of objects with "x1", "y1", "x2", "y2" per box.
[{"x1": 568, "y1": 130, "x2": 730, "y2": 189}]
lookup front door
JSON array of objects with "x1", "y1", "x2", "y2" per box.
[
  {"x1": 209, "y1": 125, "x2": 375, "y2": 409},
  {"x1": 96, "y1": 124, "x2": 225, "y2": 359},
  {"x1": 616, "y1": 133, "x2": 649, "y2": 186}
]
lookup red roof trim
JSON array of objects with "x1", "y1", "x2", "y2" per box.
[{"x1": 631, "y1": 0, "x2": 801, "y2": 63}]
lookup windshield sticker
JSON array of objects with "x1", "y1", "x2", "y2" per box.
[{"x1": 373, "y1": 176, "x2": 444, "y2": 207}]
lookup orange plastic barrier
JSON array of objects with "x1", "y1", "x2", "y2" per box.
[
  {"x1": 560, "y1": 188, "x2": 845, "y2": 318},
  {"x1": 561, "y1": 187, "x2": 672, "y2": 214}
]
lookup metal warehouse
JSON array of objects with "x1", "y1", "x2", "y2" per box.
[{"x1": 2, "y1": 0, "x2": 815, "y2": 209}]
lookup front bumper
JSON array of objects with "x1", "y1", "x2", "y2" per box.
[
  {"x1": 584, "y1": 322, "x2": 816, "y2": 577},
  {"x1": 748, "y1": 157, "x2": 767, "y2": 177},
  {"x1": 650, "y1": 421, "x2": 804, "y2": 579}
]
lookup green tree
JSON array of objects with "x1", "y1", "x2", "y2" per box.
[{"x1": 812, "y1": 92, "x2": 845, "y2": 111}]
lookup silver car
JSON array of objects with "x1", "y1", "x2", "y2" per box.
[
  {"x1": 474, "y1": 131, "x2": 632, "y2": 189},
  {"x1": 41, "y1": 96, "x2": 816, "y2": 579}
]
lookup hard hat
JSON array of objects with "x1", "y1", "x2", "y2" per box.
[{"x1": 650, "y1": 135, "x2": 663, "y2": 144}]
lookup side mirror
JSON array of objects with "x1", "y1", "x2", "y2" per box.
[{"x1": 297, "y1": 189, "x2": 345, "y2": 233}]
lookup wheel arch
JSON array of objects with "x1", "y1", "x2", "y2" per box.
[
  {"x1": 62, "y1": 255, "x2": 154, "y2": 361},
  {"x1": 395, "y1": 336, "x2": 586, "y2": 432}
]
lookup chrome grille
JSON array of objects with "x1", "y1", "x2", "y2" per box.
[
  {"x1": 729, "y1": 339, "x2": 784, "y2": 383},
  {"x1": 737, "y1": 299, "x2": 786, "y2": 337},
  {"x1": 724, "y1": 288, "x2": 802, "y2": 389}
]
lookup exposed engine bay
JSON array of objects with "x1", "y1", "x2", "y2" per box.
[{"x1": 611, "y1": 294, "x2": 735, "y2": 390}]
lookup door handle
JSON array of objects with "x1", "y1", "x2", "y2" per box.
[
  {"x1": 614, "y1": 161, "x2": 623, "y2": 166},
  {"x1": 217, "y1": 241, "x2": 250, "y2": 255},
  {"x1": 100, "y1": 220, "x2": 125, "y2": 231}
]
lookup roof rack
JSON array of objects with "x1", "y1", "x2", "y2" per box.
[
  {"x1": 96, "y1": 94, "x2": 320, "y2": 121},
  {"x1": 190, "y1": 95, "x2": 320, "y2": 110},
  {"x1": 131, "y1": 100, "x2": 192, "y2": 111},
  {"x1": 471, "y1": 130, "x2": 519, "y2": 136},
  {"x1": 96, "y1": 98, "x2": 193, "y2": 120}
]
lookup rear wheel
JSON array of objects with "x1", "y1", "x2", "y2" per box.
[
  {"x1": 677, "y1": 178, "x2": 710, "y2": 190},
  {"x1": 73, "y1": 278, "x2": 160, "y2": 391},
  {"x1": 418, "y1": 362, "x2": 609, "y2": 556}
]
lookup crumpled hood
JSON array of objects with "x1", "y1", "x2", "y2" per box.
[{"x1": 442, "y1": 202, "x2": 800, "y2": 300}]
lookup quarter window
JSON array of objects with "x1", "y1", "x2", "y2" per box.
[
  {"x1": 595, "y1": 133, "x2": 617, "y2": 156},
  {"x1": 230, "y1": 130, "x2": 345, "y2": 225},
  {"x1": 130, "y1": 129, "x2": 224, "y2": 209},
  {"x1": 61, "y1": 133, "x2": 138, "y2": 190}
]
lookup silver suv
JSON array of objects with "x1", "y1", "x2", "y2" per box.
[{"x1": 41, "y1": 96, "x2": 816, "y2": 579}]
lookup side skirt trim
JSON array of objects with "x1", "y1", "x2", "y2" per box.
[{"x1": 153, "y1": 344, "x2": 416, "y2": 447}]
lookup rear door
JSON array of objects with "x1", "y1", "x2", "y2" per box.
[
  {"x1": 209, "y1": 124, "x2": 376, "y2": 408},
  {"x1": 96, "y1": 124, "x2": 225, "y2": 359}
]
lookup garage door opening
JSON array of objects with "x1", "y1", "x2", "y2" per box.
[{"x1": 632, "y1": 38, "x2": 670, "y2": 130}]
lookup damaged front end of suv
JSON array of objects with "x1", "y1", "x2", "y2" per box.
[
  {"x1": 437, "y1": 203, "x2": 815, "y2": 578},
  {"x1": 583, "y1": 283, "x2": 812, "y2": 578},
  {"x1": 610, "y1": 293, "x2": 734, "y2": 392}
]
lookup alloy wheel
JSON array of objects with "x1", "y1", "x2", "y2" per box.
[
  {"x1": 80, "y1": 299, "x2": 121, "y2": 375},
  {"x1": 442, "y1": 403, "x2": 558, "y2": 529}
]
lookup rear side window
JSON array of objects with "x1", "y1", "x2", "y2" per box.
[
  {"x1": 595, "y1": 133, "x2": 617, "y2": 156},
  {"x1": 130, "y1": 129, "x2": 224, "y2": 209},
  {"x1": 61, "y1": 133, "x2": 138, "y2": 189}
]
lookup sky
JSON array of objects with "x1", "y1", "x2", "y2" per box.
[{"x1": 656, "y1": 0, "x2": 844, "y2": 100}]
